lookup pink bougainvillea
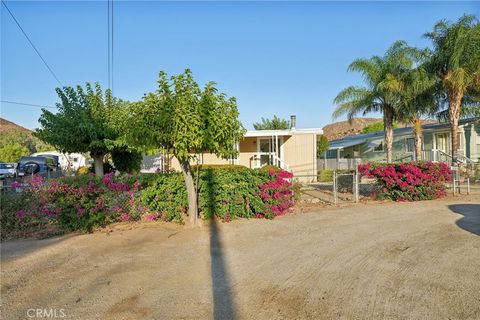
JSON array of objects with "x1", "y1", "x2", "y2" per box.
[
  {"x1": 358, "y1": 162, "x2": 452, "y2": 201},
  {"x1": 15, "y1": 173, "x2": 147, "y2": 231},
  {"x1": 258, "y1": 169, "x2": 294, "y2": 219}
]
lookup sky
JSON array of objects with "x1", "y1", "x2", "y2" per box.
[{"x1": 1, "y1": 1, "x2": 478, "y2": 130}]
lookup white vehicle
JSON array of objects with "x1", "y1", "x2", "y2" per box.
[
  {"x1": 31, "y1": 151, "x2": 87, "y2": 171},
  {"x1": 0, "y1": 163, "x2": 16, "y2": 179}
]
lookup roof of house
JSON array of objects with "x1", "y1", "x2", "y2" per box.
[
  {"x1": 328, "y1": 118, "x2": 479, "y2": 150},
  {"x1": 244, "y1": 128, "x2": 323, "y2": 137}
]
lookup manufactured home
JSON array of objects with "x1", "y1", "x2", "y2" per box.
[
  {"x1": 320, "y1": 118, "x2": 480, "y2": 170},
  {"x1": 142, "y1": 116, "x2": 323, "y2": 179}
]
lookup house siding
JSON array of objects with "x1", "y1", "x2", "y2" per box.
[
  {"x1": 238, "y1": 137, "x2": 257, "y2": 168},
  {"x1": 283, "y1": 133, "x2": 316, "y2": 178}
]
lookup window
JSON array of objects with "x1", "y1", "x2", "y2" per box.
[
  {"x1": 373, "y1": 142, "x2": 384, "y2": 152},
  {"x1": 406, "y1": 138, "x2": 415, "y2": 153}
]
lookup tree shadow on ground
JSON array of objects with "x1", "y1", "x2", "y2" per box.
[
  {"x1": 1, "y1": 234, "x2": 73, "y2": 263},
  {"x1": 204, "y1": 168, "x2": 236, "y2": 320},
  {"x1": 448, "y1": 204, "x2": 480, "y2": 236}
]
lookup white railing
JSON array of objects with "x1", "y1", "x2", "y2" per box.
[
  {"x1": 317, "y1": 158, "x2": 362, "y2": 171},
  {"x1": 253, "y1": 153, "x2": 290, "y2": 171},
  {"x1": 421, "y1": 149, "x2": 475, "y2": 164}
]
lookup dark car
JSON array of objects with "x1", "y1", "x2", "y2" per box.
[{"x1": 17, "y1": 156, "x2": 56, "y2": 177}]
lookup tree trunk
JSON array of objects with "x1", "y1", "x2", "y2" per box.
[
  {"x1": 384, "y1": 108, "x2": 394, "y2": 163},
  {"x1": 448, "y1": 92, "x2": 463, "y2": 160},
  {"x1": 92, "y1": 154, "x2": 105, "y2": 177},
  {"x1": 413, "y1": 117, "x2": 422, "y2": 161},
  {"x1": 179, "y1": 159, "x2": 198, "y2": 226}
]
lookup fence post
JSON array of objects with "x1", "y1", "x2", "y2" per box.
[
  {"x1": 452, "y1": 168, "x2": 457, "y2": 196},
  {"x1": 354, "y1": 172, "x2": 359, "y2": 203},
  {"x1": 467, "y1": 177, "x2": 470, "y2": 195},
  {"x1": 333, "y1": 170, "x2": 337, "y2": 205}
]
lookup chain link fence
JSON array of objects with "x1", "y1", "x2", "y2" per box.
[
  {"x1": 0, "y1": 170, "x2": 64, "y2": 195},
  {"x1": 295, "y1": 170, "x2": 373, "y2": 205}
]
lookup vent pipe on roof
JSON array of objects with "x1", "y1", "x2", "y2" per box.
[{"x1": 290, "y1": 115, "x2": 296, "y2": 130}]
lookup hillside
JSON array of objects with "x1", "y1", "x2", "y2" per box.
[
  {"x1": 322, "y1": 118, "x2": 381, "y2": 140},
  {"x1": 0, "y1": 117, "x2": 32, "y2": 134}
]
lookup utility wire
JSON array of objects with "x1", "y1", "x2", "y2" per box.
[
  {"x1": 1, "y1": 100, "x2": 56, "y2": 109},
  {"x1": 111, "y1": 0, "x2": 114, "y2": 96},
  {"x1": 1, "y1": 0, "x2": 64, "y2": 88},
  {"x1": 107, "y1": 0, "x2": 110, "y2": 91}
]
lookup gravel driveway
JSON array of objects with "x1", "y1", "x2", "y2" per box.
[{"x1": 2, "y1": 196, "x2": 479, "y2": 319}]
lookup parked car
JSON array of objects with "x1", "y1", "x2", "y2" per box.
[
  {"x1": 17, "y1": 156, "x2": 56, "y2": 177},
  {"x1": 0, "y1": 163, "x2": 16, "y2": 179}
]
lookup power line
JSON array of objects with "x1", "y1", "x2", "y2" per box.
[
  {"x1": 107, "y1": 0, "x2": 114, "y2": 96},
  {"x1": 107, "y1": 0, "x2": 110, "y2": 91},
  {"x1": 1, "y1": 0, "x2": 64, "y2": 88},
  {"x1": 1, "y1": 100, "x2": 56, "y2": 109},
  {"x1": 111, "y1": 0, "x2": 114, "y2": 96}
]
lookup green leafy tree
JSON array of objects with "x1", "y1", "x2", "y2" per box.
[
  {"x1": 253, "y1": 115, "x2": 290, "y2": 130},
  {"x1": 424, "y1": 15, "x2": 480, "y2": 158},
  {"x1": 316, "y1": 135, "x2": 329, "y2": 157},
  {"x1": 35, "y1": 83, "x2": 117, "y2": 177},
  {"x1": 361, "y1": 122, "x2": 385, "y2": 134},
  {"x1": 0, "y1": 130, "x2": 52, "y2": 154},
  {"x1": 124, "y1": 69, "x2": 245, "y2": 225},
  {"x1": 333, "y1": 41, "x2": 416, "y2": 163},
  {"x1": 0, "y1": 143, "x2": 29, "y2": 162}
]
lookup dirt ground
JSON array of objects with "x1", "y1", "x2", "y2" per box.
[{"x1": 1, "y1": 196, "x2": 479, "y2": 320}]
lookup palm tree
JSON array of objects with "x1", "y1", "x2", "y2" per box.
[
  {"x1": 424, "y1": 15, "x2": 480, "y2": 159},
  {"x1": 397, "y1": 63, "x2": 436, "y2": 161},
  {"x1": 333, "y1": 41, "x2": 414, "y2": 163}
]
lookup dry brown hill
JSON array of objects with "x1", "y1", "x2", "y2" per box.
[
  {"x1": 322, "y1": 118, "x2": 381, "y2": 140},
  {"x1": 0, "y1": 117, "x2": 32, "y2": 134}
]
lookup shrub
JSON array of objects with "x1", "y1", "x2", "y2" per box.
[
  {"x1": 0, "y1": 192, "x2": 47, "y2": 240},
  {"x1": 258, "y1": 169, "x2": 294, "y2": 219},
  {"x1": 7, "y1": 173, "x2": 148, "y2": 233},
  {"x1": 139, "y1": 172, "x2": 188, "y2": 222},
  {"x1": 358, "y1": 162, "x2": 451, "y2": 201},
  {"x1": 140, "y1": 167, "x2": 294, "y2": 221},
  {"x1": 76, "y1": 166, "x2": 90, "y2": 176},
  {"x1": 318, "y1": 169, "x2": 334, "y2": 182},
  {"x1": 111, "y1": 148, "x2": 143, "y2": 174},
  {"x1": 3, "y1": 167, "x2": 296, "y2": 238}
]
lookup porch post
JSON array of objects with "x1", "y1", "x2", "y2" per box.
[{"x1": 276, "y1": 135, "x2": 279, "y2": 167}]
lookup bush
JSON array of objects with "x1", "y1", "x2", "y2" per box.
[
  {"x1": 258, "y1": 169, "x2": 294, "y2": 219},
  {"x1": 76, "y1": 166, "x2": 90, "y2": 176},
  {"x1": 140, "y1": 167, "x2": 294, "y2": 221},
  {"x1": 0, "y1": 192, "x2": 46, "y2": 240},
  {"x1": 318, "y1": 169, "x2": 334, "y2": 182},
  {"x1": 111, "y1": 148, "x2": 143, "y2": 174},
  {"x1": 5, "y1": 173, "x2": 148, "y2": 233},
  {"x1": 3, "y1": 167, "x2": 296, "y2": 238},
  {"x1": 358, "y1": 162, "x2": 451, "y2": 201}
]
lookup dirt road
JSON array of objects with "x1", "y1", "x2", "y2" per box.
[{"x1": 2, "y1": 197, "x2": 479, "y2": 319}]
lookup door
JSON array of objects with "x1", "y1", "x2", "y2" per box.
[
  {"x1": 259, "y1": 138, "x2": 272, "y2": 166},
  {"x1": 435, "y1": 133, "x2": 450, "y2": 154}
]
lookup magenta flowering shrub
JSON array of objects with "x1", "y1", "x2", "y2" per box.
[
  {"x1": 358, "y1": 162, "x2": 452, "y2": 201},
  {"x1": 12, "y1": 173, "x2": 154, "y2": 232},
  {"x1": 258, "y1": 169, "x2": 295, "y2": 219}
]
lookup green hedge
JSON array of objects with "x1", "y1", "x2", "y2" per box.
[{"x1": 140, "y1": 166, "x2": 271, "y2": 221}]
